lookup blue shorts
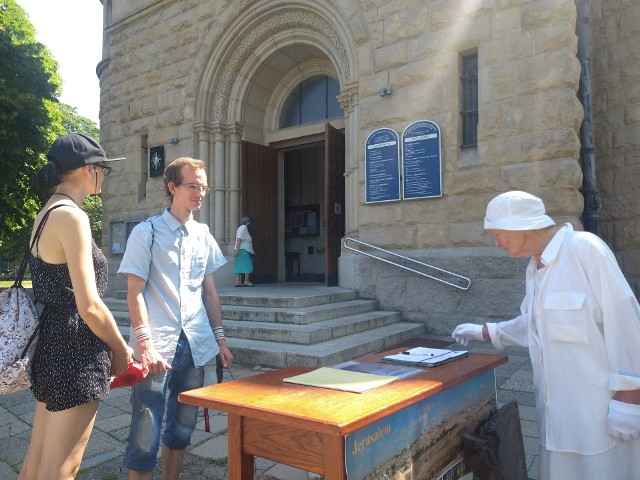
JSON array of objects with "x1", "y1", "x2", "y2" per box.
[{"x1": 122, "y1": 333, "x2": 204, "y2": 472}]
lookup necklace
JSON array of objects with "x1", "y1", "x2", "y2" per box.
[{"x1": 53, "y1": 192, "x2": 79, "y2": 206}]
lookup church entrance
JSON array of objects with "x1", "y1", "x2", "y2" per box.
[{"x1": 241, "y1": 124, "x2": 344, "y2": 286}]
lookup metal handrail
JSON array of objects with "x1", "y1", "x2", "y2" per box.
[{"x1": 343, "y1": 237, "x2": 471, "y2": 291}]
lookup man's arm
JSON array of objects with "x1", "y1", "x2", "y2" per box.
[
  {"x1": 202, "y1": 273, "x2": 234, "y2": 368},
  {"x1": 127, "y1": 273, "x2": 171, "y2": 374}
]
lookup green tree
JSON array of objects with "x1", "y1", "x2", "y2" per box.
[
  {"x1": 60, "y1": 103, "x2": 99, "y2": 140},
  {"x1": 0, "y1": 2, "x2": 103, "y2": 259},
  {"x1": 0, "y1": 0, "x2": 62, "y2": 260}
]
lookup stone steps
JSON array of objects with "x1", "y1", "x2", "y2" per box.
[
  {"x1": 103, "y1": 284, "x2": 425, "y2": 369},
  {"x1": 228, "y1": 322, "x2": 425, "y2": 368}
]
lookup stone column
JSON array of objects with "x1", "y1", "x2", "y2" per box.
[
  {"x1": 227, "y1": 123, "x2": 244, "y2": 247},
  {"x1": 195, "y1": 121, "x2": 212, "y2": 226},
  {"x1": 338, "y1": 84, "x2": 360, "y2": 235},
  {"x1": 212, "y1": 124, "x2": 226, "y2": 241}
]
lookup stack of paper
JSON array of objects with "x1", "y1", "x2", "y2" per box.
[
  {"x1": 283, "y1": 367, "x2": 399, "y2": 393},
  {"x1": 379, "y1": 347, "x2": 468, "y2": 367}
]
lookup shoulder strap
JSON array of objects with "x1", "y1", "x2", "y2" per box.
[
  {"x1": 146, "y1": 217, "x2": 155, "y2": 251},
  {"x1": 13, "y1": 204, "x2": 74, "y2": 287}
]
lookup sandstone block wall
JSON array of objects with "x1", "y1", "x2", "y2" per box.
[
  {"x1": 590, "y1": 0, "x2": 640, "y2": 294},
  {"x1": 98, "y1": 0, "x2": 639, "y2": 323}
]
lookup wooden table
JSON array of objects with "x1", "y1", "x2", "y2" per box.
[{"x1": 179, "y1": 350, "x2": 507, "y2": 479}]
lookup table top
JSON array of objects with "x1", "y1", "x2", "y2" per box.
[{"x1": 179, "y1": 349, "x2": 507, "y2": 437}]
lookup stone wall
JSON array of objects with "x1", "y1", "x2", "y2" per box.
[
  {"x1": 100, "y1": 0, "x2": 634, "y2": 325},
  {"x1": 355, "y1": 0, "x2": 584, "y2": 252},
  {"x1": 590, "y1": 0, "x2": 640, "y2": 294}
]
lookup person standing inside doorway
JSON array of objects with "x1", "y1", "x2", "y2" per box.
[
  {"x1": 118, "y1": 157, "x2": 233, "y2": 479},
  {"x1": 233, "y1": 216, "x2": 254, "y2": 287}
]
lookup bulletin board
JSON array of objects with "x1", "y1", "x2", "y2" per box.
[{"x1": 285, "y1": 204, "x2": 319, "y2": 237}]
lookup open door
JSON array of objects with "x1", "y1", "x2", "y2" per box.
[
  {"x1": 241, "y1": 141, "x2": 278, "y2": 283},
  {"x1": 324, "y1": 123, "x2": 345, "y2": 286}
]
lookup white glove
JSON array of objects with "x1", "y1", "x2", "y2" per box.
[
  {"x1": 608, "y1": 399, "x2": 640, "y2": 441},
  {"x1": 452, "y1": 324, "x2": 484, "y2": 346}
]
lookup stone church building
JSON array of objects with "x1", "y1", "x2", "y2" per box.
[{"x1": 98, "y1": 0, "x2": 640, "y2": 335}]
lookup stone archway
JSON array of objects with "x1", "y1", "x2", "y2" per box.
[{"x1": 191, "y1": 1, "x2": 361, "y2": 253}]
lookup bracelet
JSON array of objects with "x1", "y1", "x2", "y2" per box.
[
  {"x1": 213, "y1": 326, "x2": 225, "y2": 341},
  {"x1": 133, "y1": 325, "x2": 151, "y2": 343}
]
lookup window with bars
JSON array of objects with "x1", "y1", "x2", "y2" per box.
[{"x1": 460, "y1": 54, "x2": 478, "y2": 148}]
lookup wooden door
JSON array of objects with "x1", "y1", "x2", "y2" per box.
[
  {"x1": 241, "y1": 141, "x2": 278, "y2": 283},
  {"x1": 324, "y1": 124, "x2": 345, "y2": 286}
]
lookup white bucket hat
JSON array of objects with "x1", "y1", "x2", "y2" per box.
[{"x1": 484, "y1": 191, "x2": 555, "y2": 230}]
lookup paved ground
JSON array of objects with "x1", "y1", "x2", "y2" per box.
[{"x1": 0, "y1": 335, "x2": 538, "y2": 480}]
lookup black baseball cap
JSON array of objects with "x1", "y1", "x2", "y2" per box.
[{"x1": 47, "y1": 133, "x2": 125, "y2": 173}]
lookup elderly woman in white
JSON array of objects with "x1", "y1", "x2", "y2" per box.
[{"x1": 453, "y1": 191, "x2": 640, "y2": 480}]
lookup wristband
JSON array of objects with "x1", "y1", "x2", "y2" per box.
[
  {"x1": 213, "y1": 326, "x2": 225, "y2": 341},
  {"x1": 133, "y1": 324, "x2": 151, "y2": 343}
]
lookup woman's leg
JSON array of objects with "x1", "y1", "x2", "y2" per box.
[
  {"x1": 20, "y1": 399, "x2": 99, "y2": 479},
  {"x1": 18, "y1": 401, "x2": 48, "y2": 479},
  {"x1": 235, "y1": 274, "x2": 243, "y2": 286}
]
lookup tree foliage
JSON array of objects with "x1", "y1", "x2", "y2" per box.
[
  {"x1": 0, "y1": 0, "x2": 62, "y2": 260},
  {"x1": 0, "y1": 1, "x2": 102, "y2": 259},
  {"x1": 60, "y1": 103, "x2": 100, "y2": 140}
]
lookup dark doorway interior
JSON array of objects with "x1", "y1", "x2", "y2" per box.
[
  {"x1": 242, "y1": 125, "x2": 344, "y2": 285},
  {"x1": 284, "y1": 145, "x2": 325, "y2": 282}
]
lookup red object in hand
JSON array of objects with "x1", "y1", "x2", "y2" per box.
[{"x1": 110, "y1": 360, "x2": 146, "y2": 389}]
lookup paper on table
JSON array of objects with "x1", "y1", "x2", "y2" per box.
[
  {"x1": 283, "y1": 367, "x2": 398, "y2": 393},
  {"x1": 380, "y1": 347, "x2": 468, "y2": 367},
  {"x1": 332, "y1": 360, "x2": 423, "y2": 380}
]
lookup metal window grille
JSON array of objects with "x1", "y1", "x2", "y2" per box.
[{"x1": 461, "y1": 54, "x2": 478, "y2": 148}]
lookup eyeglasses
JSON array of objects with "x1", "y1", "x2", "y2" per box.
[
  {"x1": 180, "y1": 183, "x2": 212, "y2": 194},
  {"x1": 94, "y1": 165, "x2": 112, "y2": 177}
]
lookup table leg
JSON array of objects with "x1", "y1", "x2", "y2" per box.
[
  {"x1": 228, "y1": 413, "x2": 254, "y2": 480},
  {"x1": 323, "y1": 434, "x2": 347, "y2": 480}
]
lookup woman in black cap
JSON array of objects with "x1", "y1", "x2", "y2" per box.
[{"x1": 19, "y1": 133, "x2": 133, "y2": 479}]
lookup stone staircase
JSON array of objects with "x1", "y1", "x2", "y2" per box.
[{"x1": 104, "y1": 283, "x2": 425, "y2": 368}]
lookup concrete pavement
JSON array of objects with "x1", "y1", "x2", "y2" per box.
[{"x1": 0, "y1": 335, "x2": 538, "y2": 479}]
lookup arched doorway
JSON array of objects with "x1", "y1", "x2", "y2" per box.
[
  {"x1": 193, "y1": 3, "x2": 359, "y2": 286},
  {"x1": 242, "y1": 122, "x2": 344, "y2": 286}
]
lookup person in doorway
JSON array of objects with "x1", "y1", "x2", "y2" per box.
[
  {"x1": 118, "y1": 157, "x2": 234, "y2": 479},
  {"x1": 452, "y1": 190, "x2": 640, "y2": 479},
  {"x1": 19, "y1": 133, "x2": 133, "y2": 479},
  {"x1": 233, "y1": 216, "x2": 255, "y2": 287}
]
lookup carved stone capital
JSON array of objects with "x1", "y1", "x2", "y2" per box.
[{"x1": 337, "y1": 83, "x2": 359, "y2": 113}]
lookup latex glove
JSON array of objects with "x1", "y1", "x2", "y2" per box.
[
  {"x1": 608, "y1": 399, "x2": 640, "y2": 441},
  {"x1": 452, "y1": 324, "x2": 484, "y2": 346}
]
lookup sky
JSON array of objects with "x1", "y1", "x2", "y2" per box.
[{"x1": 18, "y1": 0, "x2": 103, "y2": 124}]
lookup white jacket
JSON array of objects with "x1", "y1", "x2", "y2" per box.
[{"x1": 487, "y1": 224, "x2": 640, "y2": 454}]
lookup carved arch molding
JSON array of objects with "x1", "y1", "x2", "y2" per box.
[{"x1": 212, "y1": 9, "x2": 352, "y2": 122}]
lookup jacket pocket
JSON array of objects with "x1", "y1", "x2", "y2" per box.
[{"x1": 543, "y1": 292, "x2": 587, "y2": 343}]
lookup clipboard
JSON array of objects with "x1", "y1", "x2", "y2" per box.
[{"x1": 379, "y1": 347, "x2": 468, "y2": 367}]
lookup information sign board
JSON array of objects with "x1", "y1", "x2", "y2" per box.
[
  {"x1": 402, "y1": 120, "x2": 442, "y2": 199},
  {"x1": 365, "y1": 128, "x2": 401, "y2": 203}
]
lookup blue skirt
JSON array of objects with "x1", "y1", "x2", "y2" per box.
[{"x1": 233, "y1": 249, "x2": 254, "y2": 274}]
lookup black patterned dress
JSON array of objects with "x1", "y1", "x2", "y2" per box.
[{"x1": 29, "y1": 240, "x2": 111, "y2": 412}]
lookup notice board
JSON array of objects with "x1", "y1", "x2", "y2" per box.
[
  {"x1": 402, "y1": 120, "x2": 442, "y2": 199},
  {"x1": 365, "y1": 128, "x2": 401, "y2": 203}
]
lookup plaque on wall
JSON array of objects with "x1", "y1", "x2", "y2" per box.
[
  {"x1": 401, "y1": 120, "x2": 442, "y2": 199},
  {"x1": 365, "y1": 128, "x2": 401, "y2": 203},
  {"x1": 110, "y1": 222, "x2": 125, "y2": 254},
  {"x1": 149, "y1": 146, "x2": 165, "y2": 177}
]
